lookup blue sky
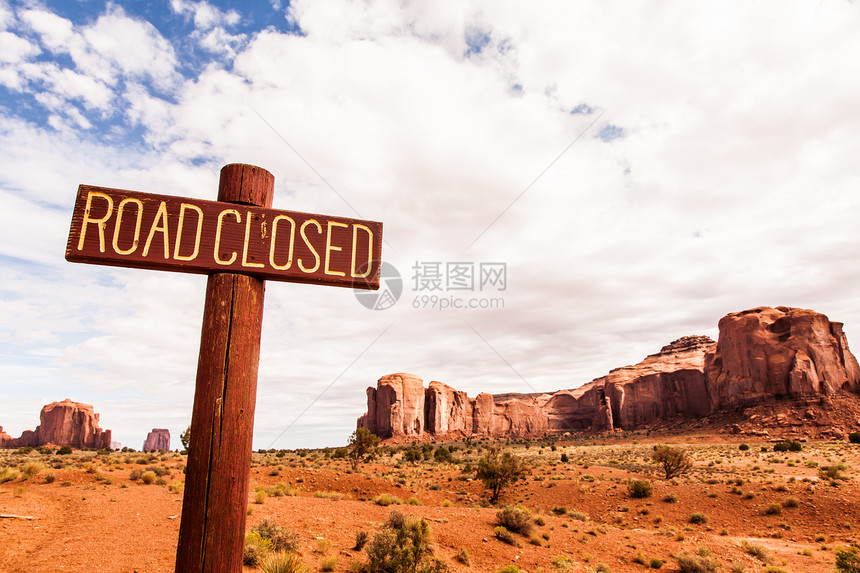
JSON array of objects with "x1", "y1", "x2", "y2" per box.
[{"x1": 1, "y1": 0, "x2": 859, "y2": 450}]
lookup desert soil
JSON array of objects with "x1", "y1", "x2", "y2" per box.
[{"x1": 1, "y1": 435, "x2": 858, "y2": 572}]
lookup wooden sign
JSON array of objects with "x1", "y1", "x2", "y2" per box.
[
  {"x1": 65, "y1": 164, "x2": 384, "y2": 573},
  {"x1": 66, "y1": 184, "x2": 382, "y2": 289}
]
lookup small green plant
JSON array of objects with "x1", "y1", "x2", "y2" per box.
[
  {"x1": 494, "y1": 526, "x2": 517, "y2": 545},
  {"x1": 663, "y1": 493, "x2": 678, "y2": 503},
  {"x1": 773, "y1": 439, "x2": 802, "y2": 453},
  {"x1": 362, "y1": 510, "x2": 448, "y2": 572},
  {"x1": 835, "y1": 545, "x2": 860, "y2": 572},
  {"x1": 244, "y1": 532, "x2": 274, "y2": 567},
  {"x1": 688, "y1": 512, "x2": 708, "y2": 525},
  {"x1": 627, "y1": 479, "x2": 653, "y2": 498}
]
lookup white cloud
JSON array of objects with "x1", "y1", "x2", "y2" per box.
[
  {"x1": 170, "y1": 0, "x2": 245, "y2": 57},
  {"x1": 2, "y1": 0, "x2": 860, "y2": 448}
]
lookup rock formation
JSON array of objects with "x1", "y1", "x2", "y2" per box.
[
  {"x1": 143, "y1": 428, "x2": 170, "y2": 451},
  {"x1": 358, "y1": 307, "x2": 860, "y2": 439},
  {"x1": 0, "y1": 399, "x2": 112, "y2": 449}
]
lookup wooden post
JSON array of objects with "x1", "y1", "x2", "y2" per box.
[{"x1": 175, "y1": 164, "x2": 274, "y2": 573}]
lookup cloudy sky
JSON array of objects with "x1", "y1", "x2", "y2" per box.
[{"x1": 1, "y1": 0, "x2": 858, "y2": 450}]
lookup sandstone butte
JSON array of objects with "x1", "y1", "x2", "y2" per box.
[
  {"x1": 142, "y1": 428, "x2": 171, "y2": 451},
  {"x1": 358, "y1": 306, "x2": 860, "y2": 439},
  {"x1": 0, "y1": 398, "x2": 112, "y2": 449}
]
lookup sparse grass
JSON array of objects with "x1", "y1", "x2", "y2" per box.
[
  {"x1": 373, "y1": 493, "x2": 402, "y2": 506},
  {"x1": 259, "y1": 551, "x2": 310, "y2": 573},
  {"x1": 313, "y1": 491, "x2": 345, "y2": 501},
  {"x1": 675, "y1": 552, "x2": 718, "y2": 573},
  {"x1": 742, "y1": 540, "x2": 772, "y2": 564}
]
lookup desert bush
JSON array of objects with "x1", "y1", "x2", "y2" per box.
[
  {"x1": 663, "y1": 493, "x2": 678, "y2": 503},
  {"x1": 434, "y1": 447, "x2": 453, "y2": 463},
  {"x1": 494, "y1": 526, "x2": 517, "y2": 545},
  {"x1": 496, "y1": 566, "x2": 520, "y2": 573},
  {"x1": 496, "y1": 504, "x2": 533, "y2": 535},
  {"x1": 44, "y1": 473, "x2": 56, "y2": 484},
  {"x1": 362, "y1": 510, "x2": 449, "y2": 573},
  {"x1": 835, "y1": 545, "x2": 860, "y2": 573},
  {"x1": 314, "y1": 491, "x2": 345, "y2": 501},
  {"x1": 675, "y1": 552, "x2": 718, "y2": 573},
  {"x1": 653, "y1": 446, "x2": 693, "y2": 479},
  {"x1": 820, "y1": 464, "x2": 846, "y2": 480},
  {"x1": 252, "y1": 520, "x2": 300, "y2": 553},
  {"x1": 140, "y1": 470, "x2": 157, "y2": 484},
  {"x1": 773, "y1": 440, "x2": 802, "y2": 453},
  {"x1": 848, "y1": 433, "x2": 860, "y2": 444},
  {"x1": 259, "y1": 551, "x2": 309, "y2": 573},
  {"x1": 739, "y1": 443, "x2": 750, "y2": 451},
  {"x1": 0, "y1": 467, "x2": 19, "y2": 483},
  {"x1": 763, "y1": 503, "x2": 782, "y2": 515},
  {"x1": 688, "y1": 512, "x2": 708, "y2": 524},
  {"x1": 569, "y1": 509, "x2": 589, "y2": 521},
  {"x1": 58, "y1": 446, "x2": 73, "y2": 455},
  {"x1": 628, "y1": 479, "x2": 653, "y2": 498},
  {"x1": 354, "y1": 530, "x2": 370, "y2": 551},
  {"x1": 649, "y1": 558, "x2": 665, "y2": 569},
  {"x1": 560, "y1": 453, "x2": 569, "y2": 463},
  {"x1": 169, "y1": 481, "x2": 184, "y2": 494},
  {"x1": 320, "y1": 556, "x2": 338, "y2": 571},
  {"x1": 455, "y1": 547, "x2": 470, "y2": 566},
  {"x1": 21, "y1": 461, "x2": 44, "y2": 477},
  {"x1": 551, "y1": 505, "x2": 567, "y2": 515},
  {"x1": 254, "y1": 490, "x2": 267, "y2": 504},
  {"x1": 244, "y1": 532, "x2": 274, "y2": 567}
]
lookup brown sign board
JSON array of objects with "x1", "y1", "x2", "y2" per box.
[{"x1": 65, "y1": 185, "x2": 382, "y2": 289}]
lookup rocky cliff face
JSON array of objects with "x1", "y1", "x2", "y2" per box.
[
  {"x1": 0, "y1": 399, "x2": 113, "y2": 449},
  {"x1": 143, "y1": 428, "x2": 171, "y2": 451},
  {"x1": 357, "y1": 307, "x2": 860, "y2": 439},
  {"x1": 706, "y1": 306, "x2": 860, "y2": 409}
]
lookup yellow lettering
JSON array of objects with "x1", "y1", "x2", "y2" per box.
[
  {"x1": 297, "y1": 219, "x2": 322, "y2": 273},
  {"x1": 269, "y1": 214, "x2": 296, "y2": 270},
  {"x1": 214, "y1": 209, "x2": 241, "y2": 265},
  {"x1": 174, "y1": 203, "x2": 203, "y2": 261},
  {"x1": 77, "y1": 191, "x2": 114, "y2": 252},
  {"x1": 324, "y1": 220, "x2": 348, "y2": 276},
  {"x1": 241, "y1": 211, "x2": 264, "y2": 268},
  {"x1": 142, "y1": 201, "x2": 170, "y2": 259},
  {"x1": 111, "y1": 198, "x2": 143, "y2": 255},
  {"x1": 350, "y1": 224, "x2": 374, "y2": 278}
]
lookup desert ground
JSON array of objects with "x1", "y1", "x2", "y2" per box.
[{"x1": 1, "y1": 434, "x2": 859, "y2": 573}]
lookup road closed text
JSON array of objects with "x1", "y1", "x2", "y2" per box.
[{"x1": 66, "y1": 185, "x2": 382, "y2": 289}]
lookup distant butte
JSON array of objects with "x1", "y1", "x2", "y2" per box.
[
  {"x1": 358, "y1": 306, "x2": 860, "y2": 440},
  {"x1": 0, "y1": 399, "x2": 112, "y2": 449}
]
